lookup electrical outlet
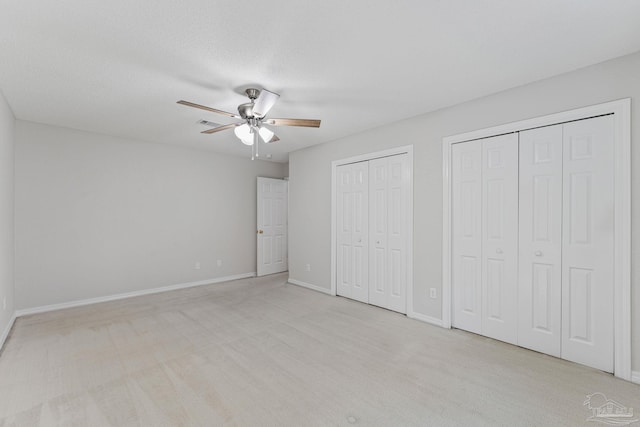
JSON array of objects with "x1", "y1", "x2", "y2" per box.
[
  {"x1": 306, "y1": 264, "x2": 311, "y2": 272},
  {"x1": 430, "y1": 288, "x2": 437, "y2": 299},
  {"x1": 195, "y1": 262, "x2": 201, "y2": 270},
  {"x1": 217, "y1": 259, "x2": 222, "y2": 267}
]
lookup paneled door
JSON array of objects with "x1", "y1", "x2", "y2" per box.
[
  {"x1": 481, "y1": 134, "x2": 518, "y2": 344},
  {"x1": 368, "y1": 154, "x2": 409, "y2": 314},
  {"x1": 446, "y1": 103, "x2": 625, "y2": 375},
  {"x1": 452, "y1": 134, "x2": 518, "y2": 338},
  {"x1": 336, "y1": 162, "x2": 369, "y2": 303},
  {"x1": 518, "y1": 124, "x2": 563, "y2": 357},
  {"x1": 451, "y1": 140, "x2": 482, "y2": 334},
  {"x1": 561, "y1": 115, "x2": 615, "y2": 372},
  {"x1": 257, "y1": 177, "x2": 288, "y2": 276}
]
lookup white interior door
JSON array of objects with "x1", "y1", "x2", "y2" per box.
[
  {"x1": 561, "y1": 115, "x2": 615, "y2": 372},
  {"x1": 481, "y1": 134, "x2": 518, "y2": 344},
  {"x1": 368, "y1": 154, "x2": 409, "y2": 313},
  {"x1": 451, "y1": 140, "x2": 482, "y2": 334},
  {"x1": 257, "y1": 177, "x2": 288, "y2": 276},
  {"x1": 518, "y1": 124, "x2": 563, "y2": 357},
  {"x1": 336, "y1": 162, "x2": 369, "y2": 303},
  {"x1": 368, "y1": 157, "x2": 387, "y2": 309}
]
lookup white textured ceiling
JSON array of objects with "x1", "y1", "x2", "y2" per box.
[{"x1": 1, "y1": 1, "x2": 640, "y2": 162}]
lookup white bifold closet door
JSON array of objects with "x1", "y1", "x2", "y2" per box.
[
  {"x1": 368, "y1": 155, "x2": 409, "y2": 314},
  {"x1": 336, "y1": 162, "x2": 369, "y2": 303},
  {"x1": 519, "y1": 116, "x2": 615, "y2": 372},
  {"x1": 453, "y1": 115, "x2": 615, "y2": 372},
  {"x1": 481, "y1": 135, "x2": 519, "y2": 344},
  {"x1": 451, "y1": 141, "x2": 482, "y2": 333},
  {"x1": 518, "y1": 124, "x2": 563, "y2": 357},
  {"x1": 336, "y1": 154, "x2": 409, "y2": 314},
  {"x1": 561, "y1": 116, "x2": 614, "y2": 372},
  {"x1": 518, "y1": 116, "x2": 614, "y2": 372},
  {"x1": 452, "y1": 133, "x2": 518, "y2": 341}
]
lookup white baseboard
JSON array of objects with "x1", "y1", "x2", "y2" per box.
[
  {"x1": 407, "y1": 311, "x2": 444, "y2": 327},
  {"x1": 0, "y1": 313, "x2": 17, "y2": 352},
  {"x1": 287, "y1": 278, "x2": 332, "y2": 295},
  {"x1": 632, "y1": 371, "x2": 640, "y2": 385},
  {"x1": 15, "y1": 272, "x2": 256, "y2": 317}
]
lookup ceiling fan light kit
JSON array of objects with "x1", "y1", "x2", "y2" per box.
[
  {"x1": 234, "y1": 123, "x2": 253, "y2": 145},
  {"x1": 178, "y1": 87, "x2": 321, "y2": 160},
  {"x1": 258, "y1": 126, "x2": 275, "y2": 143}
]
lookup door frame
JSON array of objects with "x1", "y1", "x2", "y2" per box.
[
  {"x1": 441, "y1": 98, "x2": 631, "y2": 380},
  {"x1": 331, "y1": 145, "x2": 414, "y2": 314}
]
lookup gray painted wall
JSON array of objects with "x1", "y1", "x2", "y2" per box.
[
  {"x1": 15, "y1": 121, "x2": 287, "y2": 309},
  {"x1": 0, "y1": 90, "x2": 15, "y2": 345},
  {"x1": 288, "y1": 51, "x2": 640, "y2": 370}
]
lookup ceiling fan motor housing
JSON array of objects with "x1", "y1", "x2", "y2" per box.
[
  {"x1": 237, "y1": 88, "x2": 262, "y2": 119},
  {"x1": 238, "y1": 102, "x2": 254, "y2": 119}
]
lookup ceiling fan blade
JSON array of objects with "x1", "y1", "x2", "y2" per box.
[
  {"x1": 252, "y1": 89, "x2": 280, "y2": 117},
  {"x1": 265, "y1": 118, "x2": 321, "y2": 128},
  {"x1": 177, "y1": 100, "x2": 239, "y2": 118},
  {"x1": 200, "y1": 123, "x2": 241, "y2": 134},
  {"x1": 198, "y1": 119, "x2": 223, "y2": 127}
]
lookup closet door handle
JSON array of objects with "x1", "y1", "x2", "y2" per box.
[
  {"x1": 496, "y1": 248, "x2": 503, "y2": 254},
  {"x1": 535, "y1": 251, "x2": 543, "y2": 257},
  {"x1": 358, "y1": 238, "x2": 362, "y2": 243},
  {"x1": 376, "y1": 240, "x2": 381, "y2": 244}
]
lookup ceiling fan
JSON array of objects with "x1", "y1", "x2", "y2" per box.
[{"x1": 178, "y1": 88, "x2": 321, "y2": 159}]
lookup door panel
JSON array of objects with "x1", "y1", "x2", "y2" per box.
[
  {"x1": 368, "y1": 159, "x2": 387, "y2": 307},
  {"x1": 518, "y1": 125, "x2": 563, "y2": 357},
  {"x1": 452, "y1": 141, "x2": 482, "y2": 333},
  {"x1": 481, "y1": 133, "x2": 518, "y2": 344},
  {"x1": 567, "y1": 267, "x2": 593, "y2": 342},
  {"x1": 561, "y1": 115, "x2": 614, "y2": 372},
  {"x1": 532, "y1": 263, "x2": 553, "y2": 331},
  {"x1": 336, "y1": 162, "x2": 369, "y2": 302},
  {"x1": 368, "y1": 154, "x2": 408, "y2": 313},
  {"x1": 257, "y1": 178, "x2": 288, "y2": 276},
  {"x1": 384, "y1": 154, "x2": 408, "y2": 313}
]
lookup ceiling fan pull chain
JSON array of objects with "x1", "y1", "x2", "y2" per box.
[{"x1": 255, "y1": 131, "x2": 260, "y2": 158}]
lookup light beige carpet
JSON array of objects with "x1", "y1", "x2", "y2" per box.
[{"x1": 0, "y1": 273, "x2": 638, "y2": 426}]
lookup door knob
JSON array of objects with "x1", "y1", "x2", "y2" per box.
[
  {"x1": 257, "y1": 230, "x2": 264, "y2": 234},
  {"x1": 496, "y1": 248, "x2": 503, "y2": 254},
  {"x1": 376, "y1": 240, "x2": 381, "y2": 244},
  {"x1": 535, "y1": 250, "x2": 542, "y2": 256},
  {"x1": 358, "y1": 238, "x2": 362, "y2": 243}
]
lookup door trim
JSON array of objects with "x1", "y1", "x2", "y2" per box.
[
  {"x1": 331, "y1": 145, "x2": 414, "y2": 315},
  {"x1": 441, "y1": 98, "x2": 631, "y2": 380}
]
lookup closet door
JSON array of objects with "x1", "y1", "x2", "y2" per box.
[
  {"x1": 368, "y1": 154, "x2": 409, "y2": 313},
  {"x1": 336, "y1": 162, "x2": 369, "y2": 303},
  {"x1": 481, "y1": 134, "x2": 518, "y2": 344},
  {"x1": 518, "y1": 125, "x2": 563, "y2": 357},
  {"x1": 451, "y1": 141, "x2": 482, "y2": 333},
  {"x1": 561, "y1": 115, "x2": 614, "y2": 372}
]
